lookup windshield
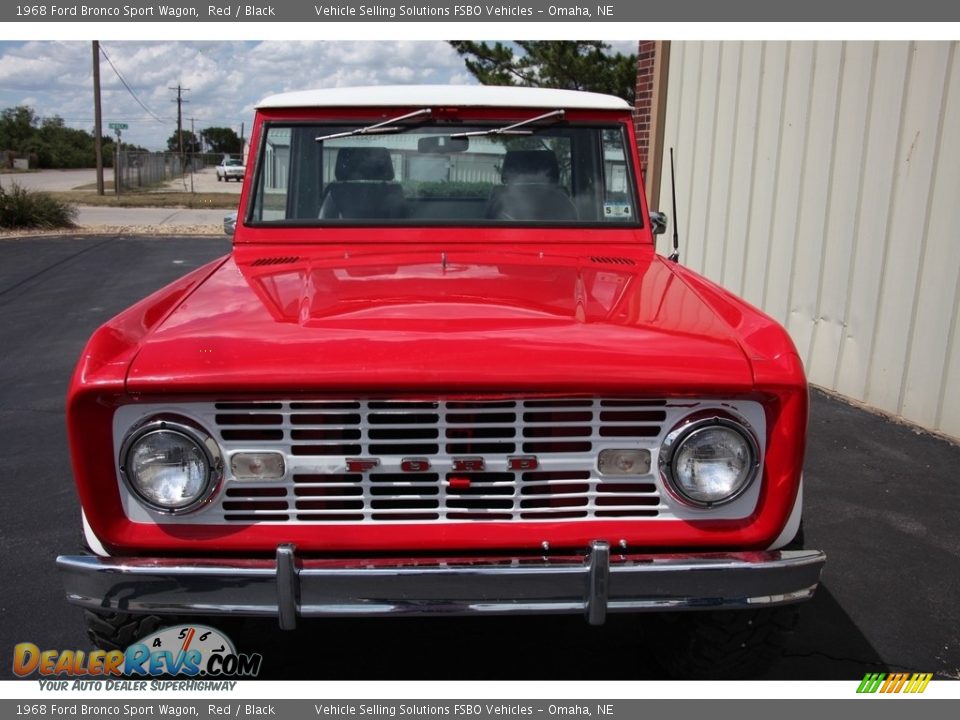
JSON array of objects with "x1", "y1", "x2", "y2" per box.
[{"x1": 248, "y1": 122, "x2": 640, "y2": 227}]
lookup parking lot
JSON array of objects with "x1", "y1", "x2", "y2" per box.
[{"x1": 0, "y1": 234, "x2": 957, "y2": 681}]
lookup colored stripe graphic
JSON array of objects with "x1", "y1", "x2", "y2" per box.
[
  {"x1": 857, "y1": 673, "x2": 885, "y2": 693},
  {"x1": 857, "y1": 672, "x2": 932, "y2": 694},
  {"x1": 885, "y1": 673, "x2": 910, "y2": 693},
  {"x1": 905, "y1": 673, "x2": 933, "y2": 693}
]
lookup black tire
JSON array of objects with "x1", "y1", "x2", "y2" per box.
[
  {"x1": 84, "y1": 610, "x2": 166, "y2": 652},
  {"x1": 647, "y1": 605, "x2": 799, "y2": 679},
  {"x1": 83, "y1": 610, "x2": 248, "y2": 653}
]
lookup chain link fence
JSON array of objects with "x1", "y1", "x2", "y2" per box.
[{"x1": 114, "y1": 151, "x2": 224, "y2": 191}]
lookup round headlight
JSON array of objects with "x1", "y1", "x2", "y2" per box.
[
  {"x1": 661, "y1": 417, "x2": 759, "y2": 507},
  {"x1": 120, "y1": 419, "x2": 221, "y2": 513}
]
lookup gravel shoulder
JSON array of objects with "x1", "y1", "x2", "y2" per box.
[
  {"x1": 0, "y1": 224, "x2": 223, "y2": 239},
  {"x1": 0, "y1": 204, "x2": 230, "y2": 239}
]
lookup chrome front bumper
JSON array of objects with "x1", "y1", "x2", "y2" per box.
[{"x1": 57, "y1": 544, "x2": 826, "y2": 629}]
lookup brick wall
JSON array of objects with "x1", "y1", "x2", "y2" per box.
[{"x1": 634, "y1": 40, "x2": 658, "y2": 177}]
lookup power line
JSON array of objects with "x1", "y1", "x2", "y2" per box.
[
  {"x1": 98, "y1": 43, "x2": 170, "y2": 124},
  {"x1": 33, "y1": 116, "x2": 169, "y2": 124}
]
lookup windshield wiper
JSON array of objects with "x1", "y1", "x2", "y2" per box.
[
  {"x1": 449, "y1": 109, "x2": 565, "y2": 139},
  {"x1": 315, "y1": 108, "x2": 432, "y2": 142}
]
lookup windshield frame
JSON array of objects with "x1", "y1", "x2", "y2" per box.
[{"x1": 245, "y1": 118, "x2": 644, "y2": 231}]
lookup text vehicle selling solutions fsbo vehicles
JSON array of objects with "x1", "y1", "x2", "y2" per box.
[{"x1": 58, "y1": 85, "x2": 825, "y2": 677}]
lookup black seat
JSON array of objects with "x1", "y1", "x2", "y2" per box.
[
  {"x1": 319, "y1": 147, "x2": 405, "y2": 220},
  {"x1": 485, "y1": 150, "x2": 578, "y2": 222}
]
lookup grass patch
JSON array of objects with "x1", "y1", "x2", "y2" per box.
[
  {"x1": 72, "y1": 181, "x2": 117, "y2": 191},
  {"x1": 0, "y1": 182, "x2": 77, "y2": 229},
  {"x1": 45, "y1": 190, "x2": 239, "y2": 210}
]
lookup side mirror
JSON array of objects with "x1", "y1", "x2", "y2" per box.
[
  {"x1": 223, "y1": 211, "x2": 237, "y2": 236},
  {"x1": 650, "y1": 211, "x2": 668, "y2": 235}
]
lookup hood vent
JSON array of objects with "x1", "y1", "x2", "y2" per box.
[
  {"x1": 589, "y1": 256, "x2": 635, "y2": 266},
  {"x1": 250, "y1": 256, "x2": 300, "y2": 267}
]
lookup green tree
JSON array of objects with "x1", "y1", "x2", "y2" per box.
[
  {"x1": 449, "y1": 41, "x2": 637, "y2": 104},
  {"x1": 0, "y1": 105, "x2": 143, "y2": 168},
  {"x1": 201, "y1": 126, "x2": 242, "y2": 155},
  {"x1": 0, "y1": 106, "x2": 38, "y2": 151},
  {"x1": 166, "y1": 129, "x2": 201, "y2": 154},
  {"x1": 30, "y1": 116, "x2": 99, "y2": 168}
]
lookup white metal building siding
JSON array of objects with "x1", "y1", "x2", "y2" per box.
[{"x1": 656, "y1": 41, "x2": 960, "y2": 438}]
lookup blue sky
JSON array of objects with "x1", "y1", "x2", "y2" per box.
[{"x1": 0, "y1": 40, "x2": 638, "y2": 151}]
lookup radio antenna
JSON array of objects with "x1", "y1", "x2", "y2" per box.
[{"x1": 669, "y1": 147, "x2": 680, "y2": 263}]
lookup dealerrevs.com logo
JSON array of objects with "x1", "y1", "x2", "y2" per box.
[
  {"x1": 14, "y1": 624, "x2": 262, "y2": 684},
  {"x1": 856, "y1": 672, "x2": 933, "y2": 694}
]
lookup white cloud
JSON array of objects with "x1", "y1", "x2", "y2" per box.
[
  {"x1": 0, "y1": 40, "x2": 474, "y2": 149},
  {"x1": 0, "y1": 40, "x2": 640, "y2": 151},
  {"x1": 605, "y1": 40, "x2": 640, "y2": 57}
]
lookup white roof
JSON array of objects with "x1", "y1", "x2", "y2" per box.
[{"x1": 256, "y1": 84, "x2": 631, "y2": 111}]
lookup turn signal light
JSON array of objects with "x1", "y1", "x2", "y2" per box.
[
  {"x1": 598, "y1": 449, "x2": 651, "y2": 476},
  {"x1": 230, "y1": 452, "x2": 286, "y2": 480}
]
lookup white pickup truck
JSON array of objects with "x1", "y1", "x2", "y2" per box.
[{"x1": 216, "y1": 157, "x2": 245, "y2": 182}]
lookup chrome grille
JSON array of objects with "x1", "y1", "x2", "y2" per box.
[
  {"x1": 113, "y1": 398, "x2": 766, "y2": 525},
  {"x1": 214, "y1": 398, "x2": 664, "y2": 523}
]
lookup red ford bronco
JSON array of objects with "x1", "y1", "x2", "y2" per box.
[{"x1": 58, "y1": 85, "x2": 824, "y2": 677}]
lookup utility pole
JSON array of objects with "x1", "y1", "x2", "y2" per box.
[
  {"x1": 169, "y1": 84, "x2": 189, "y2": 176},
  {"x1": 189, "y1": 117, "x2": 195, "y2": 194},
  {"x1": 114, "y1": 127, "x2": 122, "y2": 198},
  {"x1": 92, "y1": 41, "x2": 104, "y2": 195}
]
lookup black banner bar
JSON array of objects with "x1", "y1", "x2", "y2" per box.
[
  {"x1": 3, "y1": 0, "x2": 960, "y2": 23},
  {"x1": 1, "y1": 699, "x2": 958, "y2": 720}
]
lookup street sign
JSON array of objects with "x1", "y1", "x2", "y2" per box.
[{"x1": 108, "y1": 122, "x2": 128, "y2": 130}]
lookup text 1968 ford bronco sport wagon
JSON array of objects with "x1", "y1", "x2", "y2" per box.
[{"x1": 58, "y1": 85, "x2": 825, "y2": 678}]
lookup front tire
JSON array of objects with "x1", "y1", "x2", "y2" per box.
[
  {"x1": 647, "y1": 606, "x2": 799, "y2": 679},
  {"x1": 83, "y1": 610, "x2": 165, "y2": 652}
]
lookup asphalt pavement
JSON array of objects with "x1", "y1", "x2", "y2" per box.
[
  {"x1": 0, "y1": 234, "x2": 957, "y2": 682},
  {"x1": 1, "y1": 167, "x2": 239, "y2": 229},
  {"x1": 0, "y1": 168, "x2": 100, "y2": 192}
]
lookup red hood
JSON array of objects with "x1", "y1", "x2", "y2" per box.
[{"x1": 125, "y1": 245, "x2": 757, "y2": 394}]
